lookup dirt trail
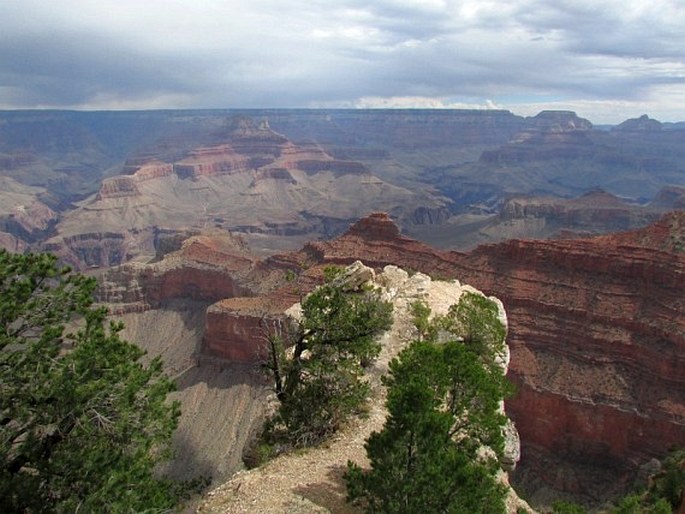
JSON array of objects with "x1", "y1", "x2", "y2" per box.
[{"x1": 197, "y1": 266, "x2": 532, "y2": 513}]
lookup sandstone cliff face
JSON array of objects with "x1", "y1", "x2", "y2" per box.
[
  {"x1": 97, "y1": 231, "x2": 258, "y2": 312},
  {"x1": 97, "y1": 208, "x2": 684, "y2": 505},
  {"x1": 173, "y1": 145, "x2": 252, "y2": 179},
  {"x1": 126, "y1": 159, "x2": 174, "y2": 182},
  {"x1": 445, "y1": 213, "x2": 685, "y2": 502},
  {"x1": 498, "y1": 190, "x2": 663, "y2": 235},
  {"x1": 197, "y1": 261, "x2": 529, "y2": 513},
  {"x1": 525, "y1": 110, "x2": 593, "y2": 133},
  {"x1": 43, "y1": 231, "x2": 132, "y2": 269},
  {"x1": 96, "y1": 160, "x2": 174, "y2": 199},
  {"x1": 203, "y1": 296, "x2": 295, "y2": 363},
  {"x1": 221, "y1": 212, "x2": 685, "y2": 503},
  {"x1": 96, "y1": 176, "x2": 141, "y2": 199}
]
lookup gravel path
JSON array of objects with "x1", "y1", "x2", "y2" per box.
[{"x1": 197, "y1": 266, "x2": 535, "y2": 513}]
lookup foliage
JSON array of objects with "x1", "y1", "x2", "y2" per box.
[
  {"x1": 646, "y1": 449, "x2": 685, "y2": 510},
  {"x1": 0, "y1": 251, "x2": 184, "y2": 513},
  {"x1": 346, "y1": 296, "x2": 512, "y2": 513},
  {"x1": 441, "y1": 291, "x2": 507, "y2": 367},
  {"x1": 611, "y1": 494, "x2": 671, "y2": 514},
  {"x1": 408, "y1": 299, "x2": 435, "y2": 342},
  {"x1": 551, "y1": 500, "x2": 586, "y2": 513},
  {"x1": 611, "y1": 448, "x2": 685, "y2": 513},
  {"x1": 262, "y1": 269, "x2": 393, "y2": 448}
]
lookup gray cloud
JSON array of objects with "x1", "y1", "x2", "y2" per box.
[{"x1": 0, "y1": 0, "x2": 683, "y2": 122}]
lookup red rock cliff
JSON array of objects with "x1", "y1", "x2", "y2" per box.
[
  {"x1": 97, "y1": 231, "x2": 258, "y2": 312},
  {"x1": 230, "y1": 211, "x2": 685, "y2": 500},
  {"x1": 100, "y1": 210, "x2": 685, "y2": 502},
  {"x1": 446, "y1": 212, "x2": 685, "y2": 501}
]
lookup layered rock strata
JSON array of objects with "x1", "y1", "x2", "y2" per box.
[
  {"x1": 238, "y1": 212, "x2": 685, "y2": 502},
  {"x1": 499, "y1": 190, "x2": 661, "y2": 234},
  {"x1": 448, "y1": 216, "x2": 685, "y2": 502},
  {"x1": 49, "y1": 116, "x2": 448, "y2": 268},
  {"x1": 100, "y1": 211, "x2": 685, "y2": 504},
  {"x1": 97, "y1": 231, "x2": 258, "y2": 313},
  {"x1": 197, "y1": 261, "x2": 529, "y2": 513},
  {"x1": 203, "y1": 296, "x2": 296, "y2": 363}
]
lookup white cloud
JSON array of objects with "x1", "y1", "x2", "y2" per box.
[{"x1": 0, "y1": 0, "x2": 684, "y2": 123}]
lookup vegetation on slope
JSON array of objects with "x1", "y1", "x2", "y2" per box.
[
  {"x1": 345, "y1": 294, "x2": 513, "y2": 513},
  {"x1": 551, "y1": 448, "x2": 684, "y2": 513},
  {"x1": 0, "y1": 251, "x2": 188, "y2": 512},
  {"x1": 257, "y1": 266, "x2": 393, "y2": 452}
]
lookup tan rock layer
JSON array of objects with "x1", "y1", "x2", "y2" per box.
[
  {"x1": 249, "y1": 212, "x2": 685, "y2": 498},
  {"x1": 101, "y1": 211, "x2": 685, "y2": 499}
]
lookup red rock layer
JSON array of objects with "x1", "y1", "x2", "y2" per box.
[
  {"x1": 97, "y1": 232, "x2": 258, "y2": 311},
  {"x1": 241, "y1": 211, "x2": 685, "y2": 499},
  {"x1": 203, "y1": 296, "x2": 296, "y2": 362},
  {"x1": 97, "y1": 160, "x2": 173, "y2": 199},
  {"x1": 96, "y1": 176, "x2": 141, "y2": 199},
  {"x1": 101, "y1": 210, "x2": 685, "y2": 500},
  {"x1": 133, "y1": 161, "x2": 173, "y2": 181},
  {"x1": 173, "y1": 145, "x2": 251, "y2": 179},
  {"x1": 447, "y1": 230, "x2": 685, "y2": 498}
]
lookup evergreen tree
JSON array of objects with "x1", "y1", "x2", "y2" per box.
[
  {"x1": 0, "y1": 251, "x2": 183, "y2": 513},
  {"x1": 346, "y1": 296, "x2": 511, "y2": 513},
  {"x1": 263, "y1": 267, "x2": 393, "y2": 448}
]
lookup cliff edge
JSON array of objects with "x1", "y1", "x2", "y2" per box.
[{"x1": 197, "y1": 262, "x2": 529, "y2": 513}]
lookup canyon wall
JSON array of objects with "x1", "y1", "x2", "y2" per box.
[
  {"x1": 97, "y1": 232, "x2": 258, "y2": 312},
  {"x1": 97, "y1": 210, "x2": 685, "y2": 504},
  {"x1": 446, "y1": 216, "x2": 685, "y2": 501},
  {"x1": 249, "y1": 213, "x2": 685, "y2": 501}
]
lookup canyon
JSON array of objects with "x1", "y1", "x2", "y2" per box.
[
  {"x1": 2, "y1": 108, "x2": 684, "y2": 509},
  {"x1": 1, "y1": 109, "x2": 684, "y2": 269},
  {"x1": 96, "y1": 211, "x2": 685, "y2": 508}
]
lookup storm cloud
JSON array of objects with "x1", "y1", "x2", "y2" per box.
[{"x1": 1, "y1": 0, "x2": 683, "y2": 123}]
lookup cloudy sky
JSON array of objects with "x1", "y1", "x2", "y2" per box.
[{"x1": 1, "y1": 0, "x2": 684, "y2": 123}]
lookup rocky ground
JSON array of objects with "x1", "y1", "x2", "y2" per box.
[
  {"x1": 196, "y1": 263, "x2": 532, "y2": 513},
  {"x1": 119, "y1": 301, "x2": 270, "y2": 484},
  {"x1": 105, "y1": 211, "x2": 685, "y2": 509}
]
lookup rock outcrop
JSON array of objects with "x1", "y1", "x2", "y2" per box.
[
  {"x1": 122, "y1": 158, "x2": 174, "y2": 181},
  {"x1": 651, "y1": 185, "x2": 685, "y2": 210},
  {"x1": 0, "y1": 177, "x2": 59, "y2": 247},
  {"x1": 197, "y1": 260, "x2": 529, "y2": 513},
  {"x1": 43, "y1": 231, "x2": 131, "y2": 269},
  {"x1": 446, "y1": 212, "x2": 685, "y2": 503},
  {"x1": 198, "y1": 211, "x2": 685, "y2": 505},
  {"x1": 202, "y1": 296, "x2": 294, "y2": 363},
  {"x1": 96, "y1": 159, "x2": 174, "y2": 199},
  {"x1": 97, "y1": 231, "x2": 258, "y2": 312},
  {"x1": 96, "y1": 176, "x2": 141, "y2": 199},
  {"x1": 173, "y1": 145, "x2": 252, "y2": 179},
  {"x1": 97, "y1": 210, "x2": 685, "y2": 506},
  {"x1": 612, "y1": 114, "x2": 663, "y2": 133},
  {"x1": 498, "y1": 189, "x2": 663, "y2": 235}
]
